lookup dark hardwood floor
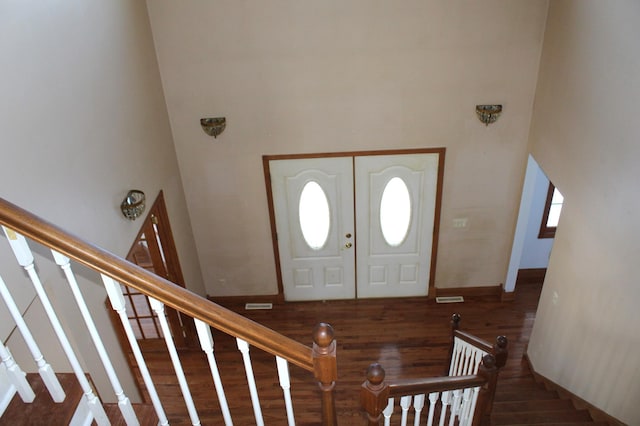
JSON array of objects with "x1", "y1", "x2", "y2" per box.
[{"x1": 131, "y1": 282, "x2": 544, "y2": 425}]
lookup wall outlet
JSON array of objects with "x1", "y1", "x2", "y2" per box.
[{"x1": 452, "y1": 218, "x2": 468, "y2": 228}]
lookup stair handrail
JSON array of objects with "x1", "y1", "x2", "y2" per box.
[
  {"x1": 1, "y1": 198, "x2": 343, "y2": 425},
  {"x1": 361, "y1": 355, "x2": 498, "y2": 426},
  {"x1": 0, "y1": 197, "x2": 317, "y2": 370}
]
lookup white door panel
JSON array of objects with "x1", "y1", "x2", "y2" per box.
[
  {"x1": 270, "y1": 158, "x2": 355, "y2": 301},
  {"x1": 269, "y1": 152, "x2": 440, "y2": 300},
  {"x1": 355, "y1": 154, "x2": 439, "y2": 298}
]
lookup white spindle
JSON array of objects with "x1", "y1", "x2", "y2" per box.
[
  {"x1": 103, "y1": 276, "x2": 169, "y2": 426},
  {"x1": 236, "y1": 338, "x2": 264, "y2": 426},
  {"x1": 0, "y1": 275, "x2": 64, "y2": 402},
  {"x1": 399, "y1": 395, "x2": 411, "y2": 426},
  {"x1": 2, "y1": 228, "x2": 109, "y2": 425},
  {"x1": 0, "y1": 342, "x2": 35, "y2": 404},
  {"x1": 382, "y1": 397, "x2": 394, "y2": 426},
  {"x1": 438, "y1": 391, "x2": 450, "y2": 426},
  {"x1": 194, "y1": 318, "x2": 232, "y2": 426},
  {"x1": 450, "y1": 337, "x2": 487, "y2": 377},
  {"x1": 426, "y1": 392, "x2": 438, "y2": 426},
  {"x1": 458, "y1": 387, "x2": 473, "y2": 426},
  {"x1": 275, "y1": 356, "x2": 295, "y2": 426},
  {"x1": 52, "y1": 251, "x2": 138, "y2": 425},
  {"x1": 413, "y1": 394, "x2": 425, "y2": 426},
  {"x1": 448, "y1": 389, "x2": 462, "y2": 426},
  {"x1": 149, "y1": 297, "x2": 201, "y2": 425}
]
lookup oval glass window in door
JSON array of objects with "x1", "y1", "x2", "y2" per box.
[
  {"x1": 299, "y1": 181, "x2": 331, "y2": 250},
  {"x1": 380, "y1": 177, "x2": 411, "y2": 247}
]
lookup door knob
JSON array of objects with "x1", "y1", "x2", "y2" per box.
[{"x1": 344, "y1": 242, "x2": 352, "y2": 248}]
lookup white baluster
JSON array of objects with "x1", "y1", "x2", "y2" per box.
[
  {"x1": 149, "y1": 297, "x2": 201, "y2": 425},
  {"x1": 236, "y1": 338, "x2": 264, "y2": 426},
  {"x1": 52, "y1": 251, "x2": 138, "y2": 426},
  {"x1": 102, "y1": 276, "x2": 169, "y2": 426},
  {"x1": 2, "y1": 228, "x2": 109, "y2": 425},
  {"x1": 413, "y1": 394, "x2": 425, "y2": 426},
  {"x1": 448, "y1": 339, "x2": 461, "y2": 376},
  {"x1": 438, "y1": 391, "x2": 449, "y2": 426},
  {"x1": 0, "y1": 342, "x2": 35, "y2": 404},
  {"x1": 382, "y1": 397, "x2": 394, "y2": 426},
  {"x1": 466, "y1": 387, "x2": 481, "y2": 426},
  {"x1": 194, "y1": 318, "x2": 232, "y2": 426},
  {"x1": 458, "y1": 387, "x2": 472, "y2": 426},
  {"x1": 399, "y1": 395, "x2": 412, "y2": 426},
  {"x1": 0, "y1": 275, "x2": 64, "y2": 402},
  {"x1": 448, "y1": 389, "x2": 462, "y2": 426},
  {"x1": 426, "y1": 392, "x2": 438, "y2": 426},
  {"x1": 275, "y1": 356, "x2": 295, "y2": 426}
]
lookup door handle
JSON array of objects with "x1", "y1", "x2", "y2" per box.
[{"x1": 344, "y1": 242, "x2": 352, "y2": 249}]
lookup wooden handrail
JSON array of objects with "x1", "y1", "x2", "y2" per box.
[
  {"x1": 387, "y1": 375, "x2": 488, "y2": 397},
  {"x1": 361, "y1": 359, "x2": 497, "y2": 426},
  {"x1": 0, "y1": 198, "x2": 314, "y2": 371}
]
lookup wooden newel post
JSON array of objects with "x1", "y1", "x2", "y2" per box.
[
  {"x1": 360, "y1": 363, "x2": 389, "y2": 426},
  {"x1": 473, "y1": 354, "x2": 498, "y2": 426},
  {"x1": 492, "y1": 335, "x2": 508, "y2": 369},
  {"x1": 313, "y1": 322, "x2": 338, "y2": 426},
  {"x1": 446, "y1": 313, "x2": 462, "y2": 374}
]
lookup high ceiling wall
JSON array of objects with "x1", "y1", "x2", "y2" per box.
[
  {"x1": 147, "y1": 0, "x2": 549, "y2": 296},
  {"x1": 527, "y1": 1, "x2": 640, "y2": 423}
]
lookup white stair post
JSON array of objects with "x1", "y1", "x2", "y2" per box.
[
  {"x1": 0, "y1": 342, "x2": 35, "y2": 409},
  {"x1": 236, "y1": 338, "x2": 264, "y2": 426},
  {"x1": 102, "y1": 275, "x2": 169, "y2": 426},
  {"x1": 275, "y1": 356, "x2": 295, "y2": 426},
  {"x1": 149, "y1": 297, "x2": 201, "y2": 426},
  {"x1": 0, "y1": 275, "x2": 65, "y2": 402},
  {"x1": 382, "y1": 397, "x2": 394, "y2": 426},
  {"x1": 2, "y1": 227, "x2": 109, "y2": 426},
  {"x1": 52, "y1": 251, "x2": 138, "y2": 426},
  {"x1": 194, "y1": 318, "x2": 232, "y2": 426},
  {"x1": 413, "y1": 394, "x2": 425, "y2": 426},
  {"x1": 426, "y1": 392, "x2": 438, "y2": 426},
  {"x1": 399, "y1": 395, "x2": 412, "y2": 426}
]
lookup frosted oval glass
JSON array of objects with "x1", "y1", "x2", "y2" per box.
[
  {"x1": 380, "y1": 177, "x2": 411, "y2": 247},
  {"x1": 299, "y1": 181, "x2": 330, "y2": 250}
]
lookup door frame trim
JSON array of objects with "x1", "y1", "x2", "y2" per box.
[{"x1": 263, "y1": 147, "x2": 446, "y2": 299}]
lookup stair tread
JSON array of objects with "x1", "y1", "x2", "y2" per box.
[
  {"x1": 493, "y1": 398, "x2": 576, "y2": 413},
  {"x1": 103, "y1": 402, "x2": 158, "y2": 426},
  {"x1": 0, "y1": 373, "x2": 157, "y2": 426},
  {"x1": 0, "y1": 373, "x2": 83, "y2": 425},
  {"x1": 491, "y1": 408, "x2": 594, "y2": 425},
  {"x1": 494, "y1": 387, "x2": 560, "y2": 401}
]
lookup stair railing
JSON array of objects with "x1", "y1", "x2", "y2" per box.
[
  {"x1": 0, "y1": 197, "x2": 337, "y2": 425},
  {"x1": 361, "y1": 314, "x2": 507, "y2": 426}
]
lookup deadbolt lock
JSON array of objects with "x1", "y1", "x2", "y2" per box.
[{"x1": 345, "y1": 233, "x2": 352, "y2": 238}]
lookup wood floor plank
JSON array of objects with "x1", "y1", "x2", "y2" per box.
[{"x1": 130, "y1": 282, "x2": 547, "y2": 424}]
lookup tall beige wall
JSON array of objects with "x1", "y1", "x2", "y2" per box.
[
  {"x1": 527, "y1": 1, "x2": 640, "y2": 423},
  {"x1": 147, "y1": 0, "x2": 549, "y2": 296},
  {"x1": 0, "y1": 1, "x2": 203, "y2": 402}
]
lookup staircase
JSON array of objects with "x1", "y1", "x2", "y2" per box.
[
  {"x1": 0, "y1": 373, "x2": 157, "y2": 426},
  {"x1": 491, "y1": 375, "x2": 609, "y2": 426}
]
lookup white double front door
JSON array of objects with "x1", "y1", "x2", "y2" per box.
[{"x1": 269, "y1": 152, "x2": 440, "y2": 301}]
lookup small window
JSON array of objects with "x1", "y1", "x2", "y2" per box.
[
  {"x1": 299, "y1": 181, "x2": 331, "y2": 250},
  {"x1": 539, "y1": 183, "x2": 563, "y2": 238},
  {"x1": 380, "y1": 177, "x2": 412, "y2": 247}
]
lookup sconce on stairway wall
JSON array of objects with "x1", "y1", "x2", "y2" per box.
[
  {"x1": 200, "y1": 117, "x2": 226, "y2": 138},
  {"x1": 475, "y1": 105, "x2": 502, "y2": 126},
  {"x1": 121, "y1": 190, "x2": 146, "y2": 220}
]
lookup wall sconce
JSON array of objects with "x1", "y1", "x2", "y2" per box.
[
  {"x1": 120, "y1": 190, "x2": 146, "y2": 220},
  {"x1": 200, "y1": 117, "x2": 226, "y2": 138},
  {"x1": 475, "y1": 105, "x2": 502, "y2": 126}
]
